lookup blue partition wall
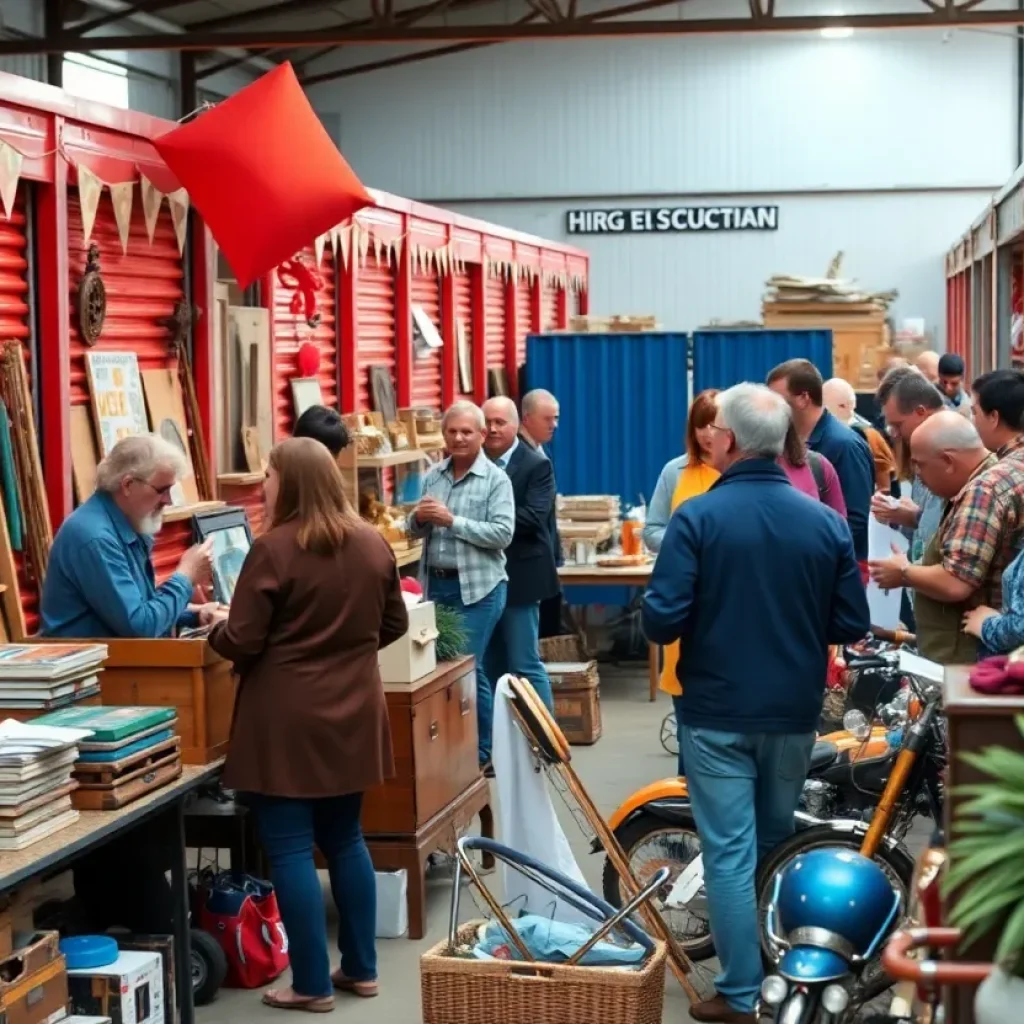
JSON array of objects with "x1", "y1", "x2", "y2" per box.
[{"x1": 692, "y1": 328, "x2": 833, "y2": 395}]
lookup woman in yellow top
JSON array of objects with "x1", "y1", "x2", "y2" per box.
[{"x1": 642, "y1": 390, "x2": 719, "y2": 775}]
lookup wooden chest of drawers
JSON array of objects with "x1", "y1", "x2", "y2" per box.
[{"x1": 361, "y1": 656, "x2": 480, "y2": 835}]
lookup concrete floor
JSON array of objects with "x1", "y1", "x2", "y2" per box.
[{"x1": 197, "y1": 666, "x2": 909, "y2": 1024}]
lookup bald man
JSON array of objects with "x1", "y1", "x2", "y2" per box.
[
  {"x1": 822, "y1": 377, "x2": 895, "y2": 491},
  {"x1": 915, "y1": 350, "x2": 940, "y2": 383},
  {"x1": 869, "y1": 411, "x2": 1024, "y2": 663},
  {"x1": 481, "y1": 397, "x2": 558, "y2": 744}
]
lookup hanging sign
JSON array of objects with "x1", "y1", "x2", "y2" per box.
[{"x1": 566, "y1": 205, "x2": 779, "y2": 235}]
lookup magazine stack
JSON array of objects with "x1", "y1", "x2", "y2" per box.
[
  {"x1": 33, "y1": 706, "x2": 181, "y2": 811},
  {"x1": 0, "y1": 644, "x2": 108, "y2": 721},
  {"x1": 0, "y1": 718, "x2": 93, "y2": 850}
]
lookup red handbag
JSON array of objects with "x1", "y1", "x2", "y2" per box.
[{"x1": 196, "y1": 873, "x2": 289, "y2": 988}]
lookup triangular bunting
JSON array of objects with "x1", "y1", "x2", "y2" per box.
[
  {"x1": 78, "y1": 166, "x2": 103, "y2": 246},
  {"x1": 338, "y1": 226, "x2": 351, "y2": 271},
  {"x1": 167, "y1": 188, "x2": 190, "y2": 255},
  {"x1": 314, "y1": 233, "x2": 326, "y2": 267},
  {"x1": 0, "y1": 141, "x2": 23, "y2": 220},
  {"x1": 139, "y1": 174, "x2": 164, "y2": 244},
  {"x1": 109, "y1": 181, "x2": 134, "y2": 254},
  {"x1": 357, "y1": 223, "x2": 370, "y2": 267},
  {"x1": 372, "y1": 231, "x2": 383, "y2": 266}
]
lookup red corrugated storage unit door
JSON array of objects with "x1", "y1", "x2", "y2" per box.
[
  {"x1": 68, "y1": 187, "x2": 189, "y2": 583},
  {"x1": 274, "y1": 246, "x2": 337, "y2": 438},
  {"x1": 542, "y1": 281, "x2": 559, "y2": 331},
  {"x1": 410, "y1": 270, "x2": 442, "y2": 409},
  {"x1": 0, "y1": 193, "x2": 38, "y2": 632},
  {"x1": 356, "y1": 253, "x2": 396, "y2": 411},
  {"x1": 454, "y1": 271, "x2": 473, "y2": 399},
  {"x1": 484, "y1": 273, "x2": 506, "y2": 372},
  {"x1": 515, "y1": 277, "x2": 533, "y2": 369}
]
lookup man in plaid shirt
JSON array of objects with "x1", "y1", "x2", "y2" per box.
[
  {"x1": 869, "y1": 411, "x2": 1024, "y2": 663},
  {"x1": 409, "y1": 401, "x2": 514, "y2": 771}
]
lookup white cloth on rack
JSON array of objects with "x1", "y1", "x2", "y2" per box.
[{"x1": 491, "y1": 674, "x2": 591, "y2": 925}]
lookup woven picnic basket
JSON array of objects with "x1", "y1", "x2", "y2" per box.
[{"x1": 420, "y1": 922, "x2": 666, "y2": 1024}]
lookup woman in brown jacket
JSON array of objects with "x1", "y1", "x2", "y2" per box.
[{"x1": 208, "y1": 437, "x2": 408, "y2": 1012}]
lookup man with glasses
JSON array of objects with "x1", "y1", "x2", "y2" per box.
[{"x1": 41, "y1": 434, "x2": 215, "y2": 638}]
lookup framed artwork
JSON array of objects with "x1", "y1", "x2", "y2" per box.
[
  {"x1": 290, "y1": 376, "x2": 324, "y2": 420},
  {"x1": 84, "y1": 350, "x2": 149, "y2": 456},
  {"x1": 193, "y1": 506, "x2": 253, "y2": 605}
]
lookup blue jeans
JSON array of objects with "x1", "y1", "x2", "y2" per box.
[
  {"x1": 248, "y1": 792, "x2": 376, "y2": 997},
  {"x1": 484, "y1": 601, "x2": 554, "y2": 715},
  {"x1": 427, "y1": 577, "x2": 507, "y2": 763},
  {"x1": 680, "y1": 726, "x2": 815, "y2": 1014}
]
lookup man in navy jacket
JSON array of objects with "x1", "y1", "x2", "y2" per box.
[
  {"x1": 768, "y1": 359, "x2": 875, "y2": 563},
  {"x1": 642, "y1": 383, "x2": 870, "y2": 1024}
]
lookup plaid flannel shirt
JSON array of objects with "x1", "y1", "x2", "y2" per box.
[
  {"x1": 410, "y1": 451, "x2": 515, "y2": 605},
  {"x1": 941, "y1": 448, "x2": 1024, "y2": 609}
]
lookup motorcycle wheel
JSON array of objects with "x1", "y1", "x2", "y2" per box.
[
  {"x1": 755, "y1": 825, "x2": 913, "y2": 1004},
  {"x1": 659, "y1": 712, "x2": 679, "y2": 756},
  {"x1": 601, "y1": 809, "x2": 714, "y2": 961}
]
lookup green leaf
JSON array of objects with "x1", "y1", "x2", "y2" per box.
[{"x1": 997, "y1": 898, "x2": 1024, "y2": 963}]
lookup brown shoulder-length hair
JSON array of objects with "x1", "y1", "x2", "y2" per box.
[
  {"x1": 268, "y1": 437, "x2": 363, "y2": 555},
  {"x1": 686, "y1": 389, "x2": 720, "y2": 464},
  {"x1": 783, "y1": 421, "x2": 808, "y2": 468}
]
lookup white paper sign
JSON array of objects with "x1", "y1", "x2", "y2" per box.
[{"x1": 867, "y1": 515, "x2": 910, "y2": 630}]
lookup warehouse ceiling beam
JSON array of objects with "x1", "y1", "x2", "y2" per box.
[
  {"x1": 189, "y1": 0, "x2": 359, "y2": 33},
  {"x1": 66, "y1": 0, "x2": 189, "y2": 36},
  {"x1": 197, "y1": 47, "x2": 291, "y2": 79},
  {"x1": 301, "y1": 0, "x2": 692, "y2": 83},
  {"x1": 14, "y1": 3, "x2": 1024, "y2": 54}
]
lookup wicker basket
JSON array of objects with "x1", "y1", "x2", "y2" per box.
[
  {"x1": 420, "y1": 922, "x2": 666, "y2": 1024},
  {"x1": 540, "y1": 634, "x2": 587, "y2": 663}
]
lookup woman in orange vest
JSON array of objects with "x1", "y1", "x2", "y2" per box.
[{"x1": 642, "y1": 390, "x2": 720, "y2": 775}]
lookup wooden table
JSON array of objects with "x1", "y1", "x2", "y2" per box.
[
  {"x1": 557, "y1": 563, "x2": 660, "y2": 702},
  {"x1": 0, "y1": 762, "x2": 223, "y2": 1024}
]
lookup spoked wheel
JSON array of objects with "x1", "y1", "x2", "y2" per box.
[
  {"x1": 755, "y1": 826, "x2": 913, "y2": 1006},
  {"x1": 659, "y1": 712, "x2": 679, "y2": 757},
  {"x1": 601, "y1": 810, "x2": 714, "y2": 960}
]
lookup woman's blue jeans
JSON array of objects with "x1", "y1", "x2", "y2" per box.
[{"x1": 248, "y1": 792, "x2": 376, "y2": 997}]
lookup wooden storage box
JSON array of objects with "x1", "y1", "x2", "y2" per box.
[
  {"x1": 547, "y1": 661, "x2": 602, "y2": 745},
  {"x1": 378, "y1": 602, "x2": 438, "y2": 684},
  {"x1": 362, "y1": 657, "x2": 479, "y2": 835},
  {"x1": 96, "y1": 639, "x2": 236, "y2": 765}
]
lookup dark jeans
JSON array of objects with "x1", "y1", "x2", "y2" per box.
[
  {"x1": 485, "y1": 601, "x2": 555, "y2": 715},
  {"x1": 671, "y1": 694, "x2": 685, "y2": 777},
  {"x1": 248, "y1": 792, "x2": 376, "y2": 997}
]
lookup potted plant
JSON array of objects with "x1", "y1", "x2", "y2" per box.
[{"x1": 946, "y1": 715, "x2": 1024, "y2": 1022}]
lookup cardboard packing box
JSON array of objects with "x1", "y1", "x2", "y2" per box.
[{"x1": 68, "y1": 950, "x2": 163, "y2": 1024}]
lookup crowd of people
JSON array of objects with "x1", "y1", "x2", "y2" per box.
[
  {"x1": 641, "y1": 352, "x2": 1024, "y2": 1023},
  {"x1": 31, "y1": 344, "x2": 1024, "y2": 1020}
]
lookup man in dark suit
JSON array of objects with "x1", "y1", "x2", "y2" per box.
[{"x1": 482, "y1": 396, "x2": 558, "y2": 713}]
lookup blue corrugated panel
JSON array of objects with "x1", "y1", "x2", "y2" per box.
[
  {"x1": 526, "y1": 332, "x2": 690, "y2": 506},
  {"x1": 526, "y1": 332, "x2": 689, "y2": 609},
  {"x1": 692, "y1": 329, "x2": 834, "y2": 395}
]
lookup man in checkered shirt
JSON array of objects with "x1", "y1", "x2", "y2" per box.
[{"x1": 409, "y1": 401, "x2": 514, "y2": 771}]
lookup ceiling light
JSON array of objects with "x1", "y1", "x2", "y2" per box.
[{"x1": 821, "y1": 26, "x2": 854, "y2": 39}]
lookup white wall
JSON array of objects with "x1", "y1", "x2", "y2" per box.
[{"x1": 306, "y1": 0, "x2": 1020, "y2": 343}]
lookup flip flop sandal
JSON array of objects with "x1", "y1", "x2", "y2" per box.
[
  {"x1": 261, "y1": 991, "x2": 335, "y2": 1013},
  {"x1": 332, "y1": 975, "x2": 379, "y2": 998}
]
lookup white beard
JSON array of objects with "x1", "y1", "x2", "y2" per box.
[{"x1": 138, "y1": 511, "x2": 164, "y2": 536}]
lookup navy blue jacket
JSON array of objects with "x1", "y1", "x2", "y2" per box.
[
  {"x1": 807, "y1": 408, "x2": 875, "y2": 561},
  {"x1": 642, "y1": 459, "x2": 870, "y2": 735}
]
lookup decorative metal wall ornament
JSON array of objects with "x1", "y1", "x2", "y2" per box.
[{"x1": 76, "y1": 245, "x2": 107, "y2": 347}]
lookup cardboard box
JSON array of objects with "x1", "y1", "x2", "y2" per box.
[
  {"x1": 0, "y1": 956, "x2": 68, "y2": 1024},
  {"x1": 68, "y1": 950, "x2": 163, "y2": 1024},
  {"x1": 378, "y1": 601, "x2": 437, "y2": 684},
  {"x1": 111, "y1": 938, "x2": 174, "y2": 1024},
  {"x1": 374, "y1": 870, "x2": 408, "y2": 939}
]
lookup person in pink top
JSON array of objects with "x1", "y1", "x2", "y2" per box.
[{"x1": 779, "y1": 422, "x2": 847, "y2": 517}]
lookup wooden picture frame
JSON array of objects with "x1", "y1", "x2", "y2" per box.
[
  {"x1": 193, "y1": 506, "x2": 253, "y2": 605},
  {"x1": 290, "y1": 377, "x2": 324, "y2": 420}
]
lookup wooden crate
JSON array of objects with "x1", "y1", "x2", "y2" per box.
[{"x1": 547, "y1": 661, "x2": 602, "y2": 745}]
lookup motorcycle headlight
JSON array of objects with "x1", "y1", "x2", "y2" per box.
[
  {"x1": 821, "y1": 983, "x2": 850, "y2": 1013},
  {"x1": 842, "y1": 709, "x2": 872, "y2": 741},
  {"x1": 760, "y1": 975, "x2": 788, "y2": 1007}
]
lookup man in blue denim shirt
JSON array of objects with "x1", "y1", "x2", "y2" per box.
[{"x1": 41, "y1": 435, "x2": 216, "y2": 639}]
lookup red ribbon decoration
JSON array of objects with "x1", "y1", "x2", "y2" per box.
[{"x1": 277, "y1": 257, "x2": 323, "y2": 329}]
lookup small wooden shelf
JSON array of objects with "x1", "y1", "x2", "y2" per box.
[
  {"x1": 355, "y1": 449, "x2": 430, "y2": 469},
  {"x1": 217, "y1": 472, "x2": 263, "y2": 486},
  {"x1": 163, "y1": 500, "x2": 225, "y2": 524},
  {"x1": 392, "y1": 543, "x2": 423, "y2": 568}
]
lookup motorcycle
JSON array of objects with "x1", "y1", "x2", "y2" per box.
[
  {"x1": 599, "y1": 644, "x2": 913, "y2": 962},
  {"x1": 759, "y1": 846, "x2": 903, "y2": 1023}
]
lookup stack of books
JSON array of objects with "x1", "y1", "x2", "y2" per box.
[
  {"x1": 0, "y1": 719, "x2": 93, "y2": 850},
  {"x1": 33, "y1": 707, "x2": 181, "y2": 811},
  {"x1": 0, "y1": 644, "x2": 108, "y2": 720}
]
